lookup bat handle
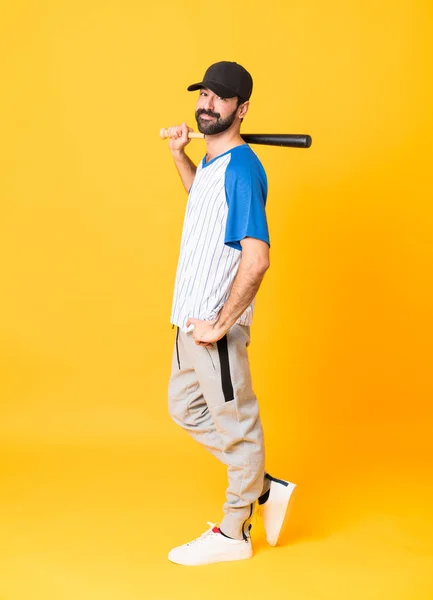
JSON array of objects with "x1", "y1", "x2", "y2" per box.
[{"x1": 159, "y1": 128, "x2": 204, "y2": 140}]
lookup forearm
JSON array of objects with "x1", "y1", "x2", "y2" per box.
[
  {"x1": 214, "y1": 255, "x2": 269, "y2": 332},
  {"x1": 172, "y1": 149, "x2": 197, "y2": 192}
]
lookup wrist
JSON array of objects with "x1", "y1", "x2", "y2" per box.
[
  {"x1": 171, "y1": 148, "x2": 187, "y2": 161},
  {"x1": 213, "y1": 317, "x2": 231, "y2": 335}
]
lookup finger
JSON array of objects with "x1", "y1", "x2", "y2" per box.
[
  {"x1": 197, "y1": 341, "x2": 214, "y2": 348},
  {"x1": 168, "y1": 126, "x2": 182, "y2": 139},
  {"x1": 180, "y1": 123, "x2": 189, "y2": 140}
]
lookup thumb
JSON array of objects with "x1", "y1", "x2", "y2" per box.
[
  {"x1": 181, "y1": 122, "x2": 190, "y2": 139},
  {"x1": 186, "y1": 318, "x2": 197, "y2": 327}
]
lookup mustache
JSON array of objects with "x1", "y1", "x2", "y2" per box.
[{"x1": 196, "y1": 109, "x2": 221, "y2": 119}]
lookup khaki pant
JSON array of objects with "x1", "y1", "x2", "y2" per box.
[{"x1": 168, "y1": 323, "x2": 269, "y2": 540}]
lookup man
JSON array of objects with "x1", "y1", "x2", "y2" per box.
[{"x1": 166, "y1": 61, "x2": 296, "y2": 566}]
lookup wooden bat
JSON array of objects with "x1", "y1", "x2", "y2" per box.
[{"x1": 159, "y1": 128, "x2": 312, "y2": 148}]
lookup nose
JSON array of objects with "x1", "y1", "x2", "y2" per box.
[{"x1": 202, "y1": 95, "x2": 215, "y2": 111}]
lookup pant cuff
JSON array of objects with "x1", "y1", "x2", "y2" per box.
[{"x1": 220, "y1": 506, "x2": 254, "y2": 541}]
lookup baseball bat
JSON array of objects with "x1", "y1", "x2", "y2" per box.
[{"x1": 159, "y1": 128, "x2": 312, "y2": 148}]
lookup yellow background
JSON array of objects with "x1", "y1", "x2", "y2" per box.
[{"x1": 1, "y1": 1, "x2": 433, "y2": 598}]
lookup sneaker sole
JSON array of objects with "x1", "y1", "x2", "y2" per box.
[{"x1": 168, "y1": 549, "x2": 253, "y2": 566}]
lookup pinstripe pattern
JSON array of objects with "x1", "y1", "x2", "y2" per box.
[{"x1": 170, "y1": 150, "x2": 255, "y2": 333}]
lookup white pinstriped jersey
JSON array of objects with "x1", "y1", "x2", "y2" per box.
[{"x1": 170, "y1": 144, "x2": 270, "y2": 333}]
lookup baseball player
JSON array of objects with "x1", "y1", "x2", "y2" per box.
[{"x1": 166, "y1": 61, "x2": 296, "y2": 566}]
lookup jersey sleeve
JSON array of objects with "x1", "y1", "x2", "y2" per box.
[{"x1": 224, "y1": 152, "x2": 270, "y2": 251}]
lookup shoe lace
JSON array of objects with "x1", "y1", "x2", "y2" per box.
[{"x1": 186, "y1": 522, "x2": 218, "y2": 546}]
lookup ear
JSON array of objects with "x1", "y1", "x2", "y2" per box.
[{"x1": 238, "y1": 101, "x2": 250, "y2": 119}]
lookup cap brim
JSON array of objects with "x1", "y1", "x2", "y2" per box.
[{"x1": 187, "y1": 81, "x2": 237, "y2": 99}]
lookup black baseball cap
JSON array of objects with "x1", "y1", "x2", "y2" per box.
[{"x1": 187, "y1": 61, "x2": 253, "y2": 102}]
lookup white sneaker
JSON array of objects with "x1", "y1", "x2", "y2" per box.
[
  {"x1": 168, "y1": 522, "x2": 253, "y2": 566},
  {"x1": 259, "y1": 475, "x2": 297, "y2": 546}
]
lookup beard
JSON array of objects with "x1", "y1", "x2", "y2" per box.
[{"x1": 195, "y1": 106, "x2": 238, "y2": 135}]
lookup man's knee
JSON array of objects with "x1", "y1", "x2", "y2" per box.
[{"x1": 168, "y1": 393, "x2": 188, "y2": 427}]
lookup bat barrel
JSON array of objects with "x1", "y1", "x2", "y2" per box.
[{"x1": 240, "y1": 134, "x2": 312, "y2": 148}]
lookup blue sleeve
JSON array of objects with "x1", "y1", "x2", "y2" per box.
[{"x1": 224, "y1": 150, "x2": 270, "y2": 252}]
